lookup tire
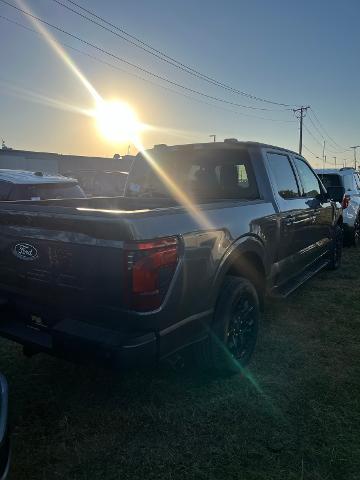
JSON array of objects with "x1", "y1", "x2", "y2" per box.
[
  {"x1": 352, "y1": 216, "x2": 360, "y2": 247},
  {"x1": 196, "y1": 276, "x2": 260, "y2": 375},
  {"x1": 327, "y1": 224, "x2": 343, "y2": 270}
]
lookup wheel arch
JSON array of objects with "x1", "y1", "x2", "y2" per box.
[{"x1": 213, "y1": 236, "x2": 267, "y2": 311}]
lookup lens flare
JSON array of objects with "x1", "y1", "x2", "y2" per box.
[
  {"x1": 16, "y1": 0, "x2": 101, "y2": 103},
  {"x1": 134, "y1": 142, "x2": 215, "y2": 231}
]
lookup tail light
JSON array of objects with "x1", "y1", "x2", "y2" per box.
[
  {"x1": 124, "y1": 237, "x2": 179, "y2": 311},
  {"x1": 342, "y1": 194, "x2": 350, "y2": 209}
]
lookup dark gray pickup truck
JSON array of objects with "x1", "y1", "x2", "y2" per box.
[{"x1": 0, "y1": 140, "x2": 343, "y2": 373}]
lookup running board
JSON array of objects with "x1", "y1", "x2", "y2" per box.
[{"x1": 271, "y1": 260, "x2": 329, "y2": 299}]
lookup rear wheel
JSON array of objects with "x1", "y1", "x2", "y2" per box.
[
  {"x1": 352, "y1": 217, "x2": 360, "y2": 247},
  {"x1": 197, "y1": 276, "x2": 259, "y2": 375},
  {"x1": 328, "y1": 224, "x2": 343, "y2": 270}
]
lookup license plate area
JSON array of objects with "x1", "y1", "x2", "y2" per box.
[{"x1": 15, "y1": 305, "x2": 58, "y2": 332}]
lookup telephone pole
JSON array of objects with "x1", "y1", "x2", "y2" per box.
[
  {"x1": 351, "y1": 146, "x2": 360, "y2": 170},
  {"x1": 333, "y1": 156, "x2": 337, "y2": 168},
  {"x1": 293, "y1": 106, "x2": 310, "y2": 155}
]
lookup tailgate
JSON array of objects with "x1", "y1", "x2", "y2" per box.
[{"x1": 0, "y1": 205, "x2": 132, "y2": 323}]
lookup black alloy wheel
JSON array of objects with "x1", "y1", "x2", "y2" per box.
[
  {"x1": 353, "y1": 217, "x2": 360, "y2": 247},
  {"x1": 209, "y1": 276, "x2": 260, "y2": 375},
  {"x1": 227, "y1": 295, "x2": 257, "y2": 362},
  {"x1": 328, "y1": 224, "x2": 343, "y2": 270}
]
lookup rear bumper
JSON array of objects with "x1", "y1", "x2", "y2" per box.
[
  {"x1": 0, "y1": 305, "x2": 213, "y2": 369},
  {"x1": 0, "y1": 312, "x2": 157, "y2": 369}
]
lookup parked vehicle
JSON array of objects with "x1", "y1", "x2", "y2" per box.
[
  {"x1": 316, "y1": 167, "x2": 360, "y2": 245},
  {"x1": 65, "y1": 170, "x2": 129, "y2": 197},
  {"x1": 0, "y1": 141, "x2": 343, "y2": 373},
  {"x1": 0, "y1": 170, "x2": 86, "y2": 201},
  {"x1": 0, "y1": 374, "x2": 9, "y2": 480}
]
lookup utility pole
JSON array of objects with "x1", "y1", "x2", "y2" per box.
[
  {"x1": 209, "y1": 134, "x2": 216, "y2": 143},
  {"x1": 351, "y1": 146, "x2": 360, "y2": 170},
  {"x1": 321, "y1": 140, "x2": 326, "y2": 170},
  {"x1": 333, "y1": 156, "x2": 337, "y2": 168},
  {"x1": 293, "y1": 106, "x2": 310, "y2": 155}
]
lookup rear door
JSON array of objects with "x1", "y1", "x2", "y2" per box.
[
  {"x1": 293, "y1": 156, "x2": 333, "y2": 258},
  {"x1": 266, "y1": 151, "x2": 316, "y2": 285}
]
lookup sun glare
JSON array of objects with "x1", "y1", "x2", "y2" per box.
[{"x1": 93, "y1": 100, "x2": 141, "y2": 144}]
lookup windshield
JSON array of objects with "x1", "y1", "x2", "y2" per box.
[
  {"x1": 127, "y1": 149, "x2": 259, "y2": 201},
  {"x1": 8, "y1": 183, "x2": 86, "y2": 201}
]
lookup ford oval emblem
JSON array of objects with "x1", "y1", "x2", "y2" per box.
[{"x1": 13, "y1": 243, "x2": 38, "y2": 261}]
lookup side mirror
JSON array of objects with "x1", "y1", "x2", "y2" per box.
[{"x1": 0, "y1": 374, "x2": 10, "y2": 479}]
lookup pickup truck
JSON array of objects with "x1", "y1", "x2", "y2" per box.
[{"x1": 0, "y1": 140, "x2": 343, "y2": 373}]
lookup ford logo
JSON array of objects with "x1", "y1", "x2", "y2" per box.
[{"x1": 13, "y1": 243, "x2": 38, "y2": 261}]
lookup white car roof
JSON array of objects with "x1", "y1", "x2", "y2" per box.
[{"x1": 0, "y1": 169, "x2": 78, "y2": 185}]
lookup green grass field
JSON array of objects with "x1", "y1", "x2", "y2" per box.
[{"x1": 1, "y1": 249, "x2": 360, "y2": 480}]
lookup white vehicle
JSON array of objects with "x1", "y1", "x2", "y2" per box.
[
  {"x1": 316, "y1": 167, "x2": 360, "y2": 245},
  {"x1": 0, "y1": 170, "x2": 86, "y2": 201}
]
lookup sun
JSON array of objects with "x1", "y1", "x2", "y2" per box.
[{"x1": 93, "y1": 100, "x2": 142, "y2": 144}]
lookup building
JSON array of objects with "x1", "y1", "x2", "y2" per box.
[{"x1": 0, "y1": 147, "x2": 134, "y2": 175}]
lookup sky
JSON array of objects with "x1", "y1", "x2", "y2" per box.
[{"x1": 0, "y1": 0, "x2": 359, "y2": 167}]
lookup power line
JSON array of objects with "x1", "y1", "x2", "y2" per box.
[
  {"x1": 307, "y1": 113, "x2": 326, "y2": 141},
  {"x1": 309, "y1": 108, "x2": 348, "y2": 151},
  {"x1": 303, "y1": 123, "x2": 324, "y2": 148},
  {"x1": 303, "y1": 144, "x2": 320, "y2": 158},
  {"x1": 302, "y1": 111, "x2": 349, "y2": 155},
  {"x1": 49, "y1": 0, "x2": 296, "y2": 108},
  {"x1": 1, "y1": 0, "x2": 351, "y2": 154},
  {"x1": 302, "y1": 118, "x2": 343, "y2": 155},
  {"x1": 0, "y1": 0, "x2": 293, "y2": 113},
  {"x1": 0, "y1": 14, "x2": 297, "y2": 125}
]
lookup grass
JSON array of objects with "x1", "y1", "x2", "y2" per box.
[{"x1": 1, "y1": 248, "x2": 360, "y2": 479}]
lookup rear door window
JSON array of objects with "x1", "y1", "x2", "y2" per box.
[
  {"x1": 294, "y1": 158, "x2": 321, "y2": 198},
  {"x1": 267, "y1": 153, "x2": 300, "y2": 199}
]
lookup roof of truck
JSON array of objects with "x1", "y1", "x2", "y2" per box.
[
  {"x1": 0, "y1": 169, "x2": 78, "y2": 184},
  {"x1": 150, "y1": 140, "x2": 301, "y2": 157}
]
